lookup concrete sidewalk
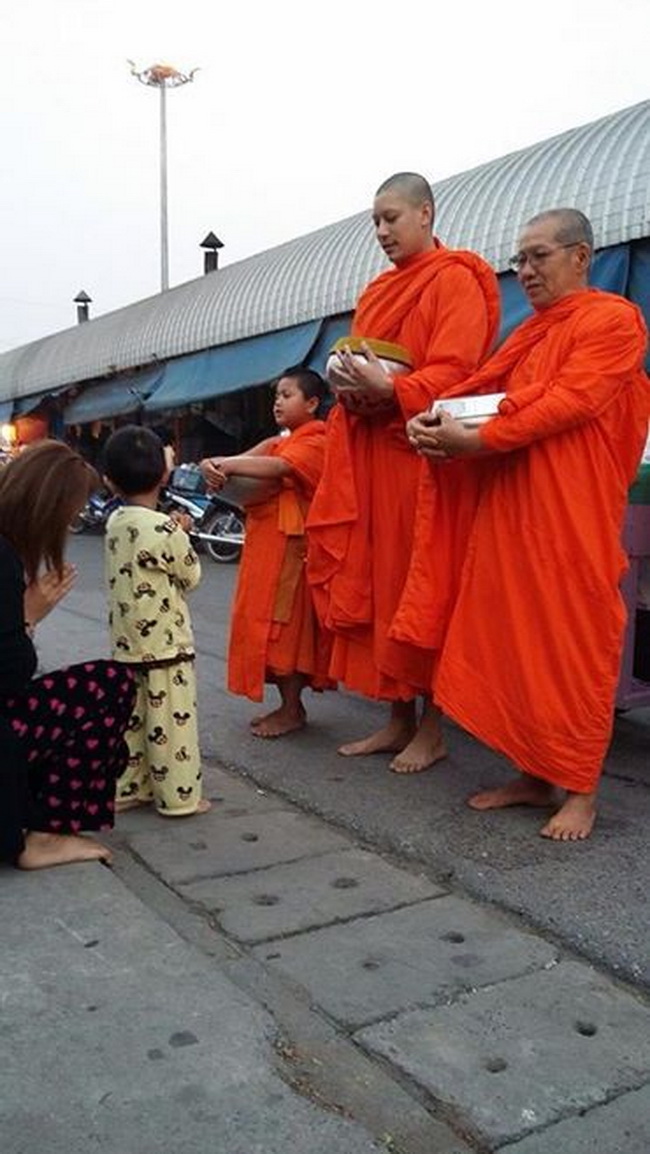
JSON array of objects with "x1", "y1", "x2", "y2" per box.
[
  {"x1": 5, "y1": 760, "x2": 650, "y2": 1153},
  {"x1": 4, "y1": 538, "x2": 650, "y2": 1152}
]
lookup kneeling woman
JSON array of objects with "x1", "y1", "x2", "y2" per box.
[{"x1": 0, "y1": 441, "x2": 135, "y2": 870}]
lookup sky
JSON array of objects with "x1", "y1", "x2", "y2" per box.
[{"x1": 1, "y1": 0, "x2": 648, "y2": 352}]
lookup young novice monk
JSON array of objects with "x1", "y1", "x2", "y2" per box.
[
  {"x1": 103, "y1": 425, "x2": 210, "y2": 817},
  {"x1": 201, "y1": 368, "x2": 329, "y2": 738}
]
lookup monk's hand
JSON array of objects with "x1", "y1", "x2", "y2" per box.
[
  {"x1": 407, "y1": 411, "x2": 438, "y2": 447},
  {"x1": 24, "y1": 563, "x2": 77, "y2": 626},
  {"x1": 406, "y1": 411, "x2": 450, "y2": 460},
  {"x1": 429, "y1": 411, "x2": 482, "y2": 457},
  {"x1": 200, "y1": 456, "x2": 227, "y2": 490},
  {"x1": 334, "y1": 343, "x2": 394, "y2": 400}
]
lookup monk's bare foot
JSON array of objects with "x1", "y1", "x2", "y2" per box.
[
  {"x1": 338, "y1": 719, "x2": 416, "y2": 758},
  {"x1": 390, "y1": 738, "x2": 447, "y2": 774},
  {"x1": 251, "y1": 706, "x2": 306, "y2": 739},
  {"x1": 540, "y1": 793, "x2": 597, "y2": 841},
  {"x1": 389, "y1": 705, "x2": 447, "y2": 773},
  {"x1": 468, "y1": 777, "x2": 558, "y2": 811},
  {"x1": 17, "y1": 831, "x2": 112, "y2": 870},
  {"x1": 115, "y1": 796, "x2": 153, "y2": 813}
]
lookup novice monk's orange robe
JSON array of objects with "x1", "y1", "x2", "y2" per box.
[
  {"x1": 435, "y1": 289, "x2": 650, "y2": 793},
  {"x1": 228, "y1": 420, "x2": 331, "y2": 702},
  {"x1": 307, "y1": 243, "x2": 500, "y2": 700}
]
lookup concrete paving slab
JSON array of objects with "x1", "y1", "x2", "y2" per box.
[
  {"x1": 182, "y1": 848, "x2": 444, "y2": 942},
  {"x1": 455, "y1": 832, "x2": 650, "y2": 989},
  {"x1": 0, "y1": 863, "x2": 382, "y2": 1154},
  {"x1": 497, "y1": 1084, "x2": 650, "y2": 1153},
  {"x1": 356, "y1": 960, "x2": 650, "y2": 1148},
  {"x1": 126, "y1": 809, "x2": 351, "y2": 884},
  {"x1": 253, "y1": 895, "x2": 558, "y2": 1027},
  {"x1": 201, "y1": 763, "x2": 291, "y2": 813}
]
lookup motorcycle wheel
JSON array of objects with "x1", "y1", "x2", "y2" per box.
[
  {"x1": 69, "y1": 512, "x2": 88, "y2": 534},
  {"x1": 203, "y1": 508, "x2": 244, "y2": 564}
]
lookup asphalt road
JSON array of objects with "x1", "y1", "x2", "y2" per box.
[{"x1": 41, "y1": 533, "x2": 650, "y2": 992}]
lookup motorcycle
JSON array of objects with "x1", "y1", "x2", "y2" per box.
[
  {"x1": 70, "y1": 489, "x2": 122, "y2": 534},
  {"x1": 160, "y1": 463, "x2": 245, "y2": 564}
]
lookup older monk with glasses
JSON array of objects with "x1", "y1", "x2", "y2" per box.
[{"x1": 406, "y1": 207, "x2": 650, "y2": 840}]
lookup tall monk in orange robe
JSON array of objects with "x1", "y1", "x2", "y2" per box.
[
  {"x1": 409, "y1": 208, "x2": 650, "y2": 840},
  {"x1": 307, "y1": 172, "x2": 500, "y2": 772},
  {"x1": 201, "y1": 369, "x2": 330, "y2": 737}
]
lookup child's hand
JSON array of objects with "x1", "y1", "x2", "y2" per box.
[{"x1": 169, "y1": 511, "x2": 193, "y2": 534}]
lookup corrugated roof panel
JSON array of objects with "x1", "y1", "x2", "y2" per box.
[{"x1": 1, "y1": 99, "x2": 647, "y2": 402}]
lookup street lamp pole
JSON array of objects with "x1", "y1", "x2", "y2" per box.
[
  {"x1": 128, "y1": 61, "x2": 199, "y2": 293},
  {"x1": 159, "y1": 80, "x2": 169, "y2": 291}
]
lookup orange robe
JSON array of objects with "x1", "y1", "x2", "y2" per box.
[
  {"x1": 434, "y1": 289, "x2": 650, "y2": 793},
  {"x1": 307, "y1": 242, "x2": 500, "y2": 700},
  {"x1": 228, "y1": 420, "x2": 330, "y2": 702}
]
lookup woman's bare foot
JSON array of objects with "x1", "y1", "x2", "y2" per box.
[
  {"x1": 540, "y1": 792, "x2": 597, "y2": 841},
  {"x1": 251, "y1": 705, "x2": 306, "y2": 738},
  {"x1": 390, "y1": 705, "x2": 447, "y2": 773},
  {"x1": 468, "y1": 776, "x2": 559, "y2": 811},
  {"x1": 115, "y1": 797, "x2": 153, "y2": 814},
  {"x1": 17, "y1": 831, "x2": 112, "y2": 870}
]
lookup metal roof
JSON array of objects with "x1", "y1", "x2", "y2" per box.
[{"x1": 1, "y1": 99, "x2": 648, "y2": 403}]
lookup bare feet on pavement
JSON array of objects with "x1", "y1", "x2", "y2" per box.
[
  {"x1": 338, "y1": 719, "x2": 415, "y2": 758},
  {"x1": 251, "y1": 705, "x2": 306, "y2": 739},
  {"x1": 17, "y1": 831, "x2": 112, "y2": 870},
  {"x1": 540, "y1": 792, "x2": 597, "y2": 841},
  {"x1": 390, "y1": 738, "x2": 447, "y2": 774},
  {"x1": 468, "y1": 776, "x2": 558, "y2": 810},
  {"x1": 159, "y1": 798, "x2": 213, "y2": 817},
  {"x1": 390, "y1": 706, "x2": 447, "y2": 773}
]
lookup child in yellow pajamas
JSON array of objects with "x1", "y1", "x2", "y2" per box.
[{"x1": 103, "y1": 426, "x2": 210, "y2": 817}]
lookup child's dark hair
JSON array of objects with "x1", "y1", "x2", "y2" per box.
[
  {"x1": 276, "y1": 367, "x2": 328, "y2": 410},
  {"x1": 104, "y1": 425, "x2": 166, "y2": 495}
]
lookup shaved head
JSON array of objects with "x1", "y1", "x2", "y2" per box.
[
  {"x1": 375, "y1": 172, "x2": 435, "y2": 215},
  {"x1": 525, "y1": 208, "x2": 594, "y2": 254}
]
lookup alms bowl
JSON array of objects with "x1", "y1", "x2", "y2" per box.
[
  {"x1": 326, "y1": 336, "x2": 412, "y2": 416},
  {"x1": 218, "y1": 476, "x2": 281, "y2": 508},
  {"x1": 430, "y1": 392, "x2": 506, "y2": 427}
]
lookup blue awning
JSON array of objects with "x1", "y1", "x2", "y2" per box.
[
  {"x1": 629, "y1": 239, "x2": 650, "y2": 370},
  {"x1": 307, "y1": 314, "x2": 353, "y2": 374},
  {"x1": 0, "y1": 401, "x2": 13, "y2": 424},
  {"x1": 13, "y1": 386, "x2": 68, "y2": 417},
  {"x1": 63, "y1": 367, "x2": 164, "y2": 424},
  {"x1": 144, "y1": 320, "x2": 321, "y2": 413}
]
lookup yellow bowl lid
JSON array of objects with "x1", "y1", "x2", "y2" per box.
[{"x1": 329, "y1": 336, "x2": 413, "y2": 367}]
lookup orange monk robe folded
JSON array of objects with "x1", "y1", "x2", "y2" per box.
[
  {"x1": 434, "y1": 289, "x2": 650, "y2": 793},
  {"x1": 228, "y1": 420, "x2": 332, "y2": 702},
  {"x1": 307, "y1": 243, "x2": 500, "y2": 701}
]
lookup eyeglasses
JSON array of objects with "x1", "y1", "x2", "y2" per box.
[{"x1": 508, "y1": 243, "x2": 580, "y2": 273}]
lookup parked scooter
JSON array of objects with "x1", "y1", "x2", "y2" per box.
[
  {"x1": 160, "y1": 463, "x2": 245, "y2": 564},
  {"x1": 70, "y1": 489, "x2": 122, "y2": 534}
]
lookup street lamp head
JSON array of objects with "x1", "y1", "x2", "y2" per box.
[{"x1": 128, "y1": 60, "x2": 199, "y2": 88}]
